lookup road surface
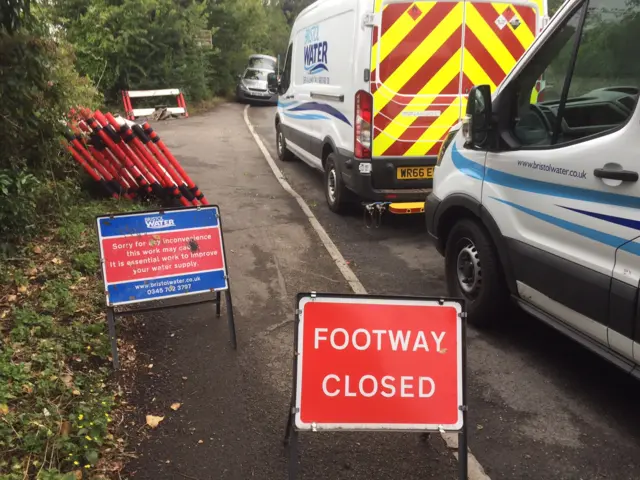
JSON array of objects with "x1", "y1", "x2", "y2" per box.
[
  {"x1": 122, "y1": 103, "x2": 640, "y2": 480},
  {"x1": 247, "y1": 103, "x2": 640, "y2": 480},
  {"x1": 123, "y1": 103, "x2": 458, "y2": 480}
]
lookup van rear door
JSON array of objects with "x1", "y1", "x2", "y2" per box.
[
  {"x1": 461, "y1": 1, "x2": 543, "y2": 102},
  {"x1": 371, "y1": 0, "x2": 466, "y2": 162},
  {"x1": 369, "y1": 0, "x2": 544, "y2": 188}
]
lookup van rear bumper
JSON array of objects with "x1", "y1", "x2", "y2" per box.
[{"x1": 337, "y1": 153, "x2": 432, "y2": 202}]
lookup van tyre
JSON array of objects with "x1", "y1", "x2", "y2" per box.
[
  {"x1": 324, "y1": 154, "x2": 351, "y2": 214},
  {"x1": 276, "y1": 123, "x2": 294, "y2": 162},
  {"x1": 444, "y1": 218, "x2": 509, "y2": 327}
]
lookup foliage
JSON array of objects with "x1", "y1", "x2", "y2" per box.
[
  {"x1": 53, "y1": 0, "x2": 214, "y2": 104},
  {"x1": 0, "y1": 199, "x2": 142, "y2": 479},
  {"x1": 0, "y1": 0, "x2": 31, "y2": 33},
  {"x1": 0, "y1": 11, "x2": 100, "y2": 244},
  {"x1": 205, "y1": 0, "x2": 315, "y2": 95}
]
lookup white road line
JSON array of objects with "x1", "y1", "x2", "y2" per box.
[{"x1": 243, "y1": 104, "x2": 490, "y2": 480}]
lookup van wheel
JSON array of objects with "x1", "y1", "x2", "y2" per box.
[
  {"x1": 276, "y1": 123, "x2": 294, "y2": 162},
  {"x1": 324, "y1": 154, "x2": 351, "y2": 214},
  {"x1": 444, "y1": 218, "x2": 509, "y2": 327}
]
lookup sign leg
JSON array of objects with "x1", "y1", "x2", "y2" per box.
[
  {"x1": 287, "y1": 427, "x2": 299, "y2": 480},
  {"x1": 224, "y1": 289, "x2": 237, "y2": 350},
  {"x1": 106, "y1": 308, "x2": 120, "y2": 370},
  {"x1": 284, "y1": 410, "x2": 293, "y2": 446},
  {"x1": 459, "y1": 422, "x2": 468, "y2": 480},
  {"x1": 216, "y1": 291, "x2": 222, "y2": 318}
]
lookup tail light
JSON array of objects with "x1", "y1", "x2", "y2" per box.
[{"x1": 354, "y1": 90, "x2": 373, "y2": 159}]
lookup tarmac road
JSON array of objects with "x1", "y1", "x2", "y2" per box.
[
  {"x1": 246, "y1": 103, "x2": 640, "y2": 480},
  {"x1": 123, "y1": 103, "x2": 459, "y2": 480}
]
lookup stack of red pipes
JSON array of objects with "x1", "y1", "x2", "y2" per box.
[{"x1": 63, "y1": 108, "x2": 208, "y2": 206}]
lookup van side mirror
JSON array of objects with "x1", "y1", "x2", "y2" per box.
[
  {"x1": 267, "y1": 72, "x2": 279, "y2": 92},
  {"x1": 463, "y1": 85, "x2": 492, "y2": 148}
]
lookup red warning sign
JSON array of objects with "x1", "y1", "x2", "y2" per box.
[{"x1": 294, "y1": 295, "x2": 464, "y2": 431}]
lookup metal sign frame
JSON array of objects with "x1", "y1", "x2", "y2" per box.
[
  {"x1": 284, "y1": 292, "x2": 468, "y2": 480},
  {"x1": 96, "y1": 205, "x2": 229, "y2": 307},
  {"x1": 96, "y1": 205, "x2": 237, "y2": 368}
]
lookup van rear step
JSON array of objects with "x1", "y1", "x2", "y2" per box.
[
  {"x1": 389, "y1": 202, "x2": 425, "y2": 214},
  {"x1": 362, "y1": 201, "x2": 425, "y2": 229}
]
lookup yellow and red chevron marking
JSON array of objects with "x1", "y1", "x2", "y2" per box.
[{"x1": 370, "y1": 1, "x2": 540, "y2": 158}]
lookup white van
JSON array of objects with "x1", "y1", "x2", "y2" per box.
[
  {"x1": 269, "y1": 0, "x2": 547, "y2": 213},
  {"x1": 426, "y1": 0, "x2": 640, "y2": 375}
]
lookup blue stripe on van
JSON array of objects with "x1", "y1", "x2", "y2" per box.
[
  {"x1": 451, "y1": 143, "x2": 640, "y2": 209},
  {"x1": 277, "y1": 100, "x2": 298, "y2": 108},
  {"x1": 491, "y1": 197, "x2": 640, "y2": 255},
  {"x1": 559, "y1": 206, "x2": 640, "y2": 231},
  {"x1": 282, "y1": 112, "x2": 329, "y2": 121},
  {"x1": 288, "y1": 102, "x2": 351, "y2": 126}
]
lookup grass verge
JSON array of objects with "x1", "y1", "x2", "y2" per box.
[{"x1": 0, "y1": 197, "x2": 150, "y2": 479}]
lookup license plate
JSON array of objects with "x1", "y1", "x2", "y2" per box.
[{"x1": 396, "y1": 166, "x2": 434, "y2": 180}]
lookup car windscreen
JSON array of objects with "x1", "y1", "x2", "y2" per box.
[
  {"x1": 243, "y1": 69, "x2": 269, "y2": 81},
  {"x1": 248, "y1": 58, "x2": 276, "y2": 70}
]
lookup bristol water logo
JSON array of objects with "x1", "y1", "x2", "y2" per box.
[
  {"x1": 303, "y1": 26, "x2": 328, "y2": 75},
  {"x1": 144, "y1": 216, "x2": 176, "y2": 229}
]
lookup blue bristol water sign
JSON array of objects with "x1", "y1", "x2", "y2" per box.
[{"x1": 303, "y1": 26, "x2": 329, "y2": 83}]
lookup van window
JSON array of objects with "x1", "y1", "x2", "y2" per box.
[
  {"x1": 248, "y1": 57, "x2": 276, "y2": 70},
  {"x1": 244, "y1": 69, "x2": 269, "y2": 81},
  {"x1": 281, "y1": 43, "x2": 293, "y2": 93},
  {"x1": 510, "y1": 0, "x2": 640, "y2": 148}
]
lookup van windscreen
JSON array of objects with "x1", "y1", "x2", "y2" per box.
[
  {"x1": 248, "y1": 58, "x2": 276, "y2": 70},
  {"x1": 244, "y1": 69, "x2": 269, "y2": 81}
]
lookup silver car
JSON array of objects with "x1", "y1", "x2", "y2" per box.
[{"x1": 236, "y1": 68, "x2": 278, "y2": 105}]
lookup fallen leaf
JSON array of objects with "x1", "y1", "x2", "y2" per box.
[
  {"x1": 22, "y1": 385, "x2": 33, "y2": 394},
  {"x1": 0, "y1": 404, "x2": 9, "y2": 416},
  {"x1": 145, "y1": 415, "x2": 164, "y2": 428},
  {"x1": 73, "y1": 470, "x2": 83, "y2": 480},
  {"x1": 51, "y1": 257, "x2": 63, "y2": 265},
  {"x1": 72, "y1": 389, "x2": 81, "y2": 396},
  {"x1": 27, "y1": 267, "x2": 38, "y2": 276},
  {"x1": 33, "y1": 246, "x2": 42, "y2": 254},
  {"x1": 198, "y1": 439, "x2": 204, "y2": 444},
  {"x1": 61, "y1": 420, "x2": 71, "y2": 436},
  {"x1": 170, "y1": 403, "x2": 181, "y2": 411},
  {"x1": 181, "y1": 376, "x2": 188, "y2": 381},
  {"x1": 60, "y1": 374, "x2": 74, "y2": 389},
  {"x1": 7, "y1": 295, "x2": 17, "y2": 303},
  {"x1": 147, "y1": 364, "x2": 153, "y2": 369},
  {"x1": 0, "y1": 309, "x2": 9, "y2": 319},
  {"x1": 476, "y1": 424, "x2": 484, "y2": 431},
  {"x1": 17, "y1": 285, "x2": 27, "y2": 294}
]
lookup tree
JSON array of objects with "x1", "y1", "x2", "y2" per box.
[
  {"x1": 280, "y1": 0, "x2": 315, "y2": 26},
  {"x1": 52, "y1": 0, "x2": 213, "y2": 103},
  {"x1": 208, "y1": 0, "x2": 289, "y2": 93}
]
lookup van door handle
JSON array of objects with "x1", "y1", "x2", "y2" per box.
[
  {"x1": 284, "y1": 95, "x2": 294, "y2": 99},
  {"x1": 594, "y1": 168, "x2": 639, "y2": 182}
]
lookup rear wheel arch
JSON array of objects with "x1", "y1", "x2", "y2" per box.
[{"x1": 321, "y1": 137, "x2": 337, "y2": 169}]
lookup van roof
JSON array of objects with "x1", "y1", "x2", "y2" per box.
[{"x1": 249, "y1": 54, "x2": 277, "y2": 60}]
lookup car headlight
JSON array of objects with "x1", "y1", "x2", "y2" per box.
[
  {"x1": 239, "y1": 83, "x2": 249, "y2": 92},
  {"x1": 436, "y1": 127, "x2": 459, "y2": 167}
]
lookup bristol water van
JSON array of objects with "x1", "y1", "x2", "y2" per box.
[
  {"x1": 269, "y1": 0, "x2": 547, "y2": 213},
  {"x1": 426, "y1": 0, "x2": 640, "y2": 376}
]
